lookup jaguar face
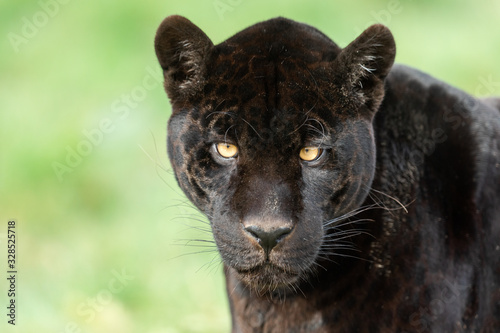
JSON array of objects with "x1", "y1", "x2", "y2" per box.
[{"x1": 155, "y1": 16, "x2": 395, "y2": 294}]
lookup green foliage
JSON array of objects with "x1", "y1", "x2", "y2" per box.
[{"x1": 1, "y1": 0, "x2": 499, "y2": 332}]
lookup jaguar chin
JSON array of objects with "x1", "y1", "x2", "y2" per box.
[{"x1": 234, "y1": 264, "x2": 302, "y2": 294}]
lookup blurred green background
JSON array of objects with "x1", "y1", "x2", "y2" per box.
[{"x1": 1, "y1": 0, "x2": 499, "y2": 332}]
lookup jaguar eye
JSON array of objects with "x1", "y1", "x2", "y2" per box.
[
  {"x1": 299, "y1": 147, "x2": 323, "y2": 162},
  {"x1": 216, "y1": 143, "x2": 238, "y2": 158}
]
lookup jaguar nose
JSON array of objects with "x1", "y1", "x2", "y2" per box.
[{"x1": 244, "y1": 225, "x2": 293, "y2": 255}]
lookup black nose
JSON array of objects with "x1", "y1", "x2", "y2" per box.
[{"x1": 244, "y1": 225, "x2": 293, "y2": 255}]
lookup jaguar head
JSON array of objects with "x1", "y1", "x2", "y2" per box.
[{"x1": 155, "y1": 16, "x2": 395, "y2": 294}]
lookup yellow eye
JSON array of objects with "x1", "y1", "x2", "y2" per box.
[
  {"x1": 299, "y1": 147, "x2": 322, "y2": 161},
  {"x1": 216, "y1": 143, "x2": 238, "y2": 158}
]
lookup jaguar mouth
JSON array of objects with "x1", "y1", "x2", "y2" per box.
[{"x1": 235, "y1": 263, "x2": 301, "y2": 294}]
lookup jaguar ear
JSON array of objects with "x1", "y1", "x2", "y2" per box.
[
  {"x1": 154, "y1": 15, "x2": 213, "y2": 101},
  {"x1": 334, "y1": 24, "x2": 396, "y2": 112}
]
